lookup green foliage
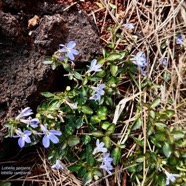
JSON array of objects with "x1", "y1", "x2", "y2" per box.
[{"x1": 4, "y1": 27, "x2": 186, "y2": 186}]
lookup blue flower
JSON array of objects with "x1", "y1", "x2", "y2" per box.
[
  {"x1": 20, "y1": 117, "x2": 40, "y2": 128},
  {"x1": 158, "y1": 58, "x2": 168, "y2": 66},
  {"x1": 59, "y1": 41, "x2": 79, "y2": 60},
  {"x1": 99, "y1": 153, "x2": 113, "y2": 175},
  {"x1": 51, "y1": 159, "x2": 64, "y2": 170},
  {"x1": 176, "y1": 34, "x2": 183, "y2": 45},
  {"x1": 13, "y1": 128, "x2": 32, "y2": 148},
  {"x1": 90, "y1": 84, "x2": 105, "y2": 101},
  {"x1": 164, "y1": 170, "x2": 180, "y2": 185},
  {"x1": 15, "y1": 107, "x2": 33, "y2": 120},
  {"x1": 87, "y1": 59, "x2": 102, "y2": 73},
  {"x1": 131, "y1": 51, "x2": 147, "y2": 75},
  {"x1": 40, "y1": 124, "x2": 62, "y2": 148},
  {"x1": 122, "y1": 23, "x2": 134, "y2": 30},
  {"x1": 93, "y1": 139, "x2": 107, "y2": 155}
]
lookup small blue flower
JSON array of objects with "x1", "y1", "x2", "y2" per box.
[
  {"x1": 87, "y1": 59, "x2": 102, "y2": 73},
  {"x1": 131, "y1": 51, "x2": 147, "y2": 75},
  {"x1": 93, "y1": 139, "x2": 107, "y2": 155},
  {"x1": 122, "y1": 23, "x2": 134, "y2": 30},
  {"x1": 59, "y1": 41, "x2": 79, "y2": 61},
  {"x1": 90, "y1": 84, "x2": 105, "y2": 101},
  {"x1": 100, "y1": 163, "x2": 113, "y2": 175},
  {"x1": 176, "y1": 34, "x2": 183, "y2": 45},
  {"x1": 51, "y1": 159, "x2": 64, "y2": 170},
  {"x1": 99, "y1": 153, "x2": 113, "y2": 175},
  {"x1": 158, "y1": 58, "x2": 168, "y2": 66},
  {"x1": 15, "y1": 107, "x2": 33, "y2": 120},
  {"x1": 164, "y1": 170, "x2": 180, "y2": 185},
  {"x1": 20, "y1": 117, "x2": 40, "y2": 128},
  {"x1": 13, "y1": 128, "x2": 32, "y2": 148},
  {"x1": 101, "y1": 153, "x2": 113, "y2": 164},
  {"x1": 40, "y1": 124, "x2": 62, "y2": 148}
]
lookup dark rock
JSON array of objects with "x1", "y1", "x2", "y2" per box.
[
  {"x1": 31, "y1": 14, "x2": 68, "y2": 55},
  {"x1": 0, "y1": 0, "x2": 102, "y2": 126}
]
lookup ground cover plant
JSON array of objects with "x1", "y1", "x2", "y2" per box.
[{"x1": 1, "y1": 0, "x2": 186, "y2": 186}]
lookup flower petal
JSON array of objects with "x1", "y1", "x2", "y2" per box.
[
  {"x1": 18, "y1": 138, "x2": 25, "y2": 148},
  {"x1": 99, "y1": 84, "x2": 106, "y2": 89},
  {"x1": 42, "y1": 135, "x2": 50, "y2": 148},
  {"x1": 91, "y1": 59, "x2": 97, "y2": 66},
  {"x1": 96, "y1": 139, "x2": 100, "y2": 146},
  {"x1": 49, "y1": 133, "x2": 60, "y2": 144},
  {"x1": 67, "y1": 41, "x2": 76, "y2": 49},
  {"x1": 24, "y1": 130, "x2": 32, "y2": 136},
  {"x1": 59, "y1": 48, "x2": 67, "y2": 53},
  {"x1": 67, "y1": 52, "x2": 75, "y2": 60},
  {"x1": 24, "y1": 135, "x2": 31, "y2": 143},
  {"x1": 50, "y1": 130, "x2": 62, "y2": 136},
  {"x1": 71, "y1": 49, "x2": 79, "y2": 55}
]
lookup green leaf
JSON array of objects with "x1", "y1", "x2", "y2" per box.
[
  {"x1": 97, "y1": 106, "x2": 108, "y2": 116},
  {"x1": 111, "y1": 147, "x2": 121, "y2": 165},
  {"x1": 65, "y1": 124, "x2": 75, "y2": 135},
  {"x1": 172, "y1": 131, "x2": 185, "y2": 140},
  {"x1": 168, "y1": 156, "x2": 178, "y2": 166},
  {"x1": 135, "y1": 156, "x2": 144, "y2": 163},
  {"x1": 102, "y1": 136, "x2": 111, "y2": 149},
  {"x1": 52, "y1": 62, "x2": 58, "y2": 70},
  {"x1": 49, "y1": 101, "x2": 61, "y2": 110},
  {"x1": 110, "y1": 65, "x2": 118, "y2": 76},
  {"x1": 164, "y1": 109, "x2": 175, "y2": 118},
  {"x1": 96, "y1": 70, "x2": 106, "y2": 78},
  {"x1": 81, "y1": 106, "x2": 93, "y2": 115},
  {"x1": 43, "y1": 59, "x2": 53, "y2": 64},
  {"x1": 105, "y1": 124, "x2": 115, "y2": 136},
  {"x1": 163, "y1": 142, "x2": 172, "y2": 157},
  {"x1": 127, "y1": 165, "x2": 136, "y2": 172},
  {"x1": 101, "y1": 121, "x2": 112, "y2": 130},
  {"x1": 83, "y1": 77, "x2": 88, "y2": 85},
  {"x1": 88, "y1": 76, "x2": 102, "y2": 82},
  {"x1": 91, "y1": 131, "x2": 104, "y2": 137},
  {"x1": 150, "y1": 137, "x2": 162, "y2": 148},
  {"x1": 132, "y1": 137, "x2": 144, "y2": 147},
  {"x1": 154, "y1": 132, "x2": 166, "y2": 142},
  {"x1": 155, "y1": 122, "x2": 166, "y2": 128},
  {"x1": 82, "y1": 135, "x2": 91, "y2": 144},
  {"x1": 93, "y1": 169, "x2": 102, "y2": 177},
  {"x1": 68, "y1": 165, "x2": 81, "y2": 172},
  {"x1": 149, "y1": 110, "x2": 155, "y2": 119},
  {"x1": 106, "y1": 53, "x2": 122, "y2": 61},
  {"x1": 73, "y1": 71, "x2": 83, "y2": 80},
  {"x1": 67, "y1": 136, "x2": 80, "y2": 147},
  {"x1": 86, "y1": 145, "x2": 94, "y2": 165},
  {"x1": 150, "y1": 98, "x2": 161, "y2": 108},
  {"x1": 75, "y1": 118, "x2": 84, "y2": 129},
  {"x1": 157, "y1": 173, "x2": 166, "y2": 186},
  {"x1": 0, "y1": 182, "x2": 11, "y2": 186},
  {"x1": 83, "y1": 172, "x2": 93, "y2": 185},
  {"x1": 78, "y1": 167, "x2": 87, "y2": 177},
  {"x1": 41, "y1": 92, "x2": 55, "y2": 98},
  {"x1": 132, "y1": 117, "x2": 142, "y2": 130},
  {"x1": 62, "y1": 63, "x2": 71, "y2": 72},
  {"x1": 90, "y1": 115, "x2": 101, "y2": 124}
]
